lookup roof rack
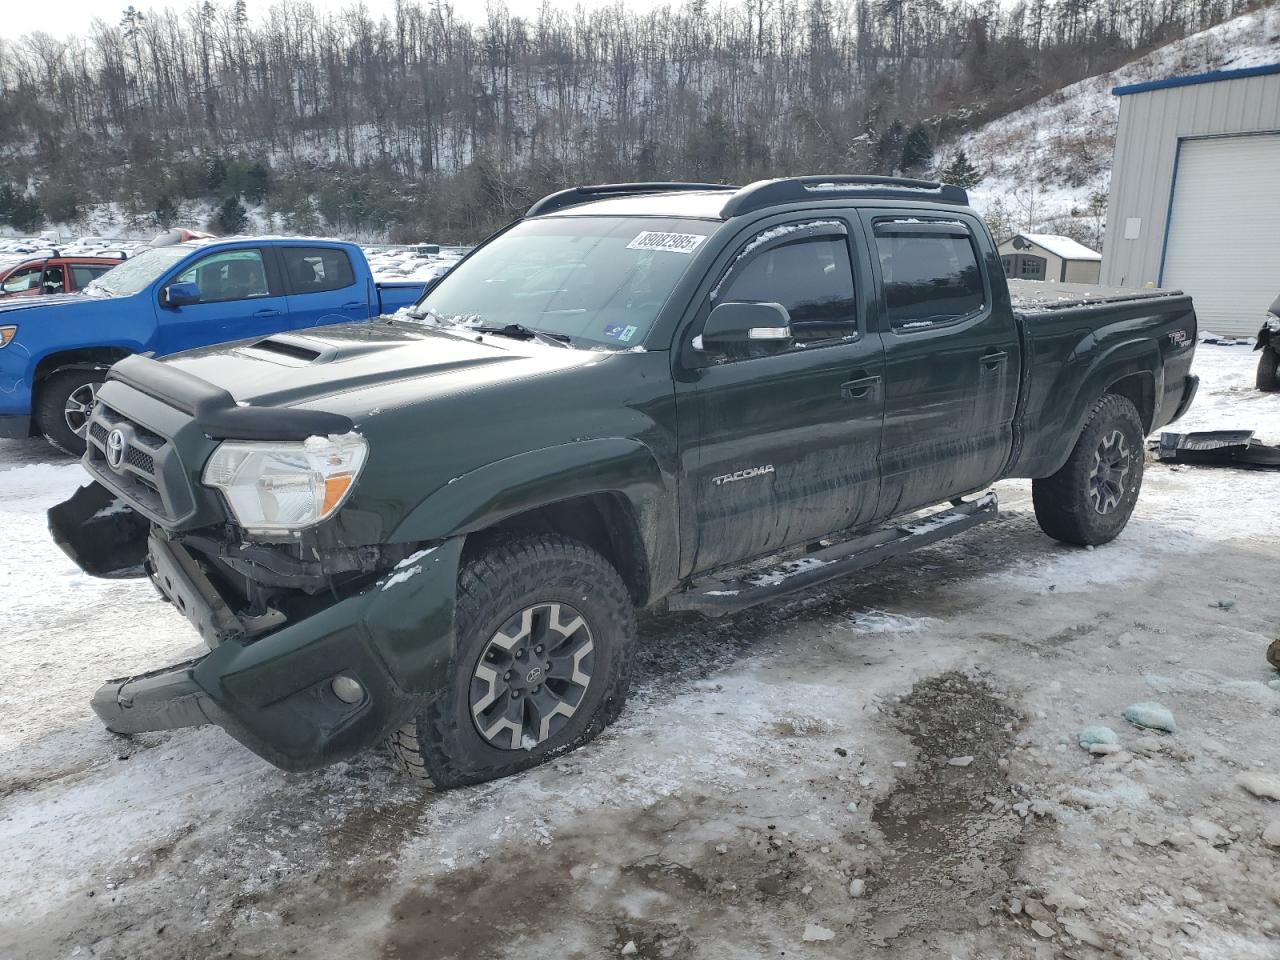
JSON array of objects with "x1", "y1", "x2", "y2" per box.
[
  {"x1": 526, "y1": 182, "x2": 738, "y2": 217},
  {"x1": 719, "y1": 176, "x2": 969, "y2": 218}
]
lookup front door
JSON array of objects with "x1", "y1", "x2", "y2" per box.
[
  {"x1": 865, "y1": 213, "x2": 1021, "y2": 518},
  {"x1": 278, "y1": 245, "x2": 370, "y2": 330},
  {"x1": 678, "y1": 217, "x2": 885, "y2": 575},
  {"x1": 154, "y1": 246, "x2": 292, "y2": 355}
]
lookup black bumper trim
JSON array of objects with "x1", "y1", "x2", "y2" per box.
[{"x1": 91, "y1": 657, "x2": 213, "y2": 734}]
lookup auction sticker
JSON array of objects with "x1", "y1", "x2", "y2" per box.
[{"x1": 627, "y1": 231, "x2": 707, "y2": 255}]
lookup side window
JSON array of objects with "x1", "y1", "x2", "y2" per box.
[
  {"x1": 718, "y1": 234, "x2": 857, "y2": 344},
  {"x1": 874, "y1": 223, "x2": 986, "y2": 330},
  {"x1": 174, "y1": 249, "x2": 270, "y2": 304},
  {"x1": 42, "y1": 264, "x2": 65, "y2": 293},
  {"x1": 71, "y1": 265, "x2": 112, "y2": 289},
  {"x1": 280, "y1": 247, "x2": 356, "y2": 294},
  {"x1": 2, "y1": 264, "x2": 42, "y2": 294}
]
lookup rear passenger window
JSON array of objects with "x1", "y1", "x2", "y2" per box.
[
  {"x1": 71, "y1": 265, "x2": 111, "y2": 289},
  {"x1": 874, "y1": 223, "x2": 985, "y2": 330},
  {"x1": 719, "y1": 235, "x2": 857, "y2": 343},
  {"x1": 281, "y1": 247, "x2": 356, "y2": 294}
]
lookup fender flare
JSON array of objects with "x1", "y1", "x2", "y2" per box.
[
  {"x1": 1043, "y1": 335, "x2": 1163, "y2": 476},
  {"x1": 390, "y1": 437, "x2": 679, "y2": 598}
]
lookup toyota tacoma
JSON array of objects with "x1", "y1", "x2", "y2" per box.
[{"x1": 49, "y1": 177, "x2": 1199, "y2": 787}]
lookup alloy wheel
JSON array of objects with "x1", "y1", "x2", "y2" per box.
[
  {"x1": 1088, "y1": 429, "x2": 1131, "y2": 515},
  {"x1": 63, "y1": 382, "x2": 98, "y2": 438},
  {"x1": 469, "y1": 601, "x2": 595, "y2": 750}
]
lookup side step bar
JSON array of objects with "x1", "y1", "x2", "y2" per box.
[{"x1": 666, "y1": 492, "x2": 998, "y2": 617}]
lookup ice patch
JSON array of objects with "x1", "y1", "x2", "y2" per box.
[
  {"x1": 1122, "y1": 701, "x2": 1176, "y2": 733},
  {"x1": 843, "y1": 609, "x2": 935, "y2": 634}
]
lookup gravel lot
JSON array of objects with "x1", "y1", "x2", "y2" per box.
[{"x1": 2, "y1": 342, "x2": 1278, "y2": 960}]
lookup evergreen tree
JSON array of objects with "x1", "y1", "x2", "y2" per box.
[
  {"x1": 153, "y1": 194, "x2": 179, "y2": 228},
  {"x1": 941, "y1": 149, "x2": 982, "y2": 189},
  {"x1": 900, "y1": 125, "x2": 933, "y2": 174},
  {"x1": 216, "y1": 196, "x2": 249, "y2": 234}
]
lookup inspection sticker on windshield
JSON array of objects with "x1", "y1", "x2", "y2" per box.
[
  {"x1": 627, "y1": 231, "x2": 707, "y2": 255},
  {"x1": 603, "y1": 323, "x2": 639, "y2": 343}
]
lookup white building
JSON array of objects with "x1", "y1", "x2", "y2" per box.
[{"x1": 1101, "y1": 63, "x2": 1280, "y2": 337}]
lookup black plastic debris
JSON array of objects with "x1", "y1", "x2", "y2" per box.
[{"x1": 1155, "y1": 430, "x2": 1280, "y2": 469}]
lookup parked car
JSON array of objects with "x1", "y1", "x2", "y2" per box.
[
  {"x1": 0, "y1": 253, "x2": 126, "y2": 300},
  {"x1": 0, "y1": 237, "x2": 429, "y2": 453},
  {"x1": 1254, "y1": 291, "x2": 1280, "y2": 391},
  {"x1": 49, "y1": 177, "x2": 1199, "y2": 787}
]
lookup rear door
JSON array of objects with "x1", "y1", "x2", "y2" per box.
[
  {"x1": 154, "y1": 246, "x2": 291, "y2": 355},
  {"x1": 677, "y1": 216, "x2": 885, "y2": 575},
  {"x1": 68, "y1": 262, "x2": 115, "y2": 292},
  {"x1": 278, "y1": 246, "x2": 369, "y2": 330},
  {"x1": 863, "y1": 211, "x2": 1020, "y2": 518}
]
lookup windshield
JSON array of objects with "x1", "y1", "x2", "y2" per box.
[
  {"x1": 84, "y1": 246, "x2": 192, "y2": 297},
  {"x1": 408, "y1": 216, "x2": 712, "y2": 348}
]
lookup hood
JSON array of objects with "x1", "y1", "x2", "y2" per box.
[
  {"x1": 0, "y1": 292, "x2": 93, "y2": 316},
  {"x1": 161, "y1": 320, "x2": 604, "y2": 414}
]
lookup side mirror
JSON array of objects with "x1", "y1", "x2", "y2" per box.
[
  {"x1": 162, "y1": 282, "x2": 201, "y2": 307},
  {"x1": 698, "y1": 301, "x2": 793, "y2": 354}
]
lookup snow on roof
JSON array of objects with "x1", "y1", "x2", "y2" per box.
[{"x1": 1017, "y1": 233, "x2": 1102, "y2": 261}]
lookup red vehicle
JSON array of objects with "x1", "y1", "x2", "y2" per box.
[{"x1": 0, "y1": 254, "x2": 126, "y2": 300}]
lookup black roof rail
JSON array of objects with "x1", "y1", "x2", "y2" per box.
[
  {"x1": 526, "y1": 181, "x2": 738, "y2": 217},
  {"x1": 720, "y1": 176, "x2": 969, "y2": 218}
]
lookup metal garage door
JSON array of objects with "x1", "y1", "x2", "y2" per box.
[{"x1": 1162, "y1": 134, "x2": 1280, "y2": 337}]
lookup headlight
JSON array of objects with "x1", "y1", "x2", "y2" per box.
[{"x1": 202, "y1": 433, "x2": 368, "y2": 533}]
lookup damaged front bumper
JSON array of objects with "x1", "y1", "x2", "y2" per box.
[{"x1": 51, "y1": 482, "x2": 464, "y2": 772}]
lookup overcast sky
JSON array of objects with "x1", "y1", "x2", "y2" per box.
[{"x1": 0, "y1": 0, "x2": 673, "y2": 41}]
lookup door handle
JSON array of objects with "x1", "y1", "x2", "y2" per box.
[
  {"x1": 253, "y1": 308, "x2": 284, "y2": 318},
  {"x1": 341, "y1": 300, "x2": 364, "y2": 310},
  {"x1": 980, "y1": 351, "x2": 1008, "y2": 368},
  {"x1": 841, "y1": 374, "x2": 881, "y2": 400}
]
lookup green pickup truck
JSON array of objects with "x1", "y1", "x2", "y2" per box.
[{"x1": 50, "y1": 177, "x2": 1200, "y2": 787}]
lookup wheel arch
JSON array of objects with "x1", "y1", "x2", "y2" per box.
[
  {"x1": 1104, "y1": 370, "x2": 1156, "y2": 434},
  {"x1": 33, "y1": 346, "x2": 133, "y2": 386},
  {"x1": 389, "y1": 438, "x2": 679, "y2": 607}
]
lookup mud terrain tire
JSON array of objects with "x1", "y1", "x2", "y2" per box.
[
  {"x1": 388, "y1": 532, "x2": 635, "y2": 787},
  {"x1": 1032, "y1": 394, "x2": 1145, "y2": 547},
  {"x1": 1257, "y1": 346, "x2": 1280, "y2": 392},
  {"x1": 36, "y1": 369, "x2": 106, "y2": 456}
]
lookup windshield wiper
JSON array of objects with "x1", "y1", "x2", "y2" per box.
[{"x1": 475, "y1": 323, "x2": 574, "y2": 349}]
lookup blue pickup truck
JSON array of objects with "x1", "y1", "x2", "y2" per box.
[{"x1": 0, "y1": 237, "x2": 426, "y2": 452}]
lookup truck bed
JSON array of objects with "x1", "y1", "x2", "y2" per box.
[{"x1": 1008, "y1": 279, "x2": 1186, "y2": 313}]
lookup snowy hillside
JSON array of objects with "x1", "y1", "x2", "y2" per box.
[{"x1": 952, "y1": 4, "x2": 1280, "y2": 243}]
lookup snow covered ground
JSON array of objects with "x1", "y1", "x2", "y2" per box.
[
  {"x1": 1, "y1": 344, "x2": 1278, "y2": 959},
  {"x1": 953, "y1": 5, "x2": 1280, "y2": 237}
]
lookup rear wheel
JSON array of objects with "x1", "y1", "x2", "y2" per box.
[
  {"x1": 1032, "y1": 394, "x2": 1145, "y2": 546},
  {"x1": 1257, "y1": 346, "x2": 1280, "y2": 392},
  {"x1": 388, "y1": 532, "x2": 635, "y2": 787},
  {"x1": 35, "y1": 369, "x2": 105, "y2": 456}
]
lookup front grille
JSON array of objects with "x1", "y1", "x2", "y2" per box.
[
  {"x1": 85, "y1": 401, "x2": 176, "y2": 520},
  {"x1": 125, "y1": 446, "x2": 155, "y2": 473}
]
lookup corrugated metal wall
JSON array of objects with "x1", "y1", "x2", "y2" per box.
[{"x1": 1101, "y1": 71, "x2": 1280, "y2": 291}]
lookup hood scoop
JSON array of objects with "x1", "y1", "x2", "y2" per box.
[{"x1": 236, "y1": 334, "x2": 331, "y2": 366}]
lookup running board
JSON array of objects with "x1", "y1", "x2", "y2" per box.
[{"x1": 666, "y1": 492, "x2": 998, "y2": 617}]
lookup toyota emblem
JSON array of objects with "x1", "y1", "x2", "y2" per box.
[
  {"x1": 105, "y1": 429, "x2": 126, "y2": 470},
  {"x1": 525, "y1": 666, "x2": 544, "y2": 684}
]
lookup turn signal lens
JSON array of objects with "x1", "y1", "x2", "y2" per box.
[
  {"x1": 0, "y1": 326, "x2": 15, "y2": 348},
  {"x1": 202, "y1": 433, "x2": 368, "y2": 533}
]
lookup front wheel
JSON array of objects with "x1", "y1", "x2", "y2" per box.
[
  {"x1": 1032, "y1": 394, "x2": 1145, "y2": 546},
  {"x1": 1257, "y1": 346, "x2": 1280, "y2": 392},
  {"x1": 35, "y1": 369, "x2": 105, "y2": 456},
  {"x1": 388, "y1": 532, "x2": 635, "y2": 787}
]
